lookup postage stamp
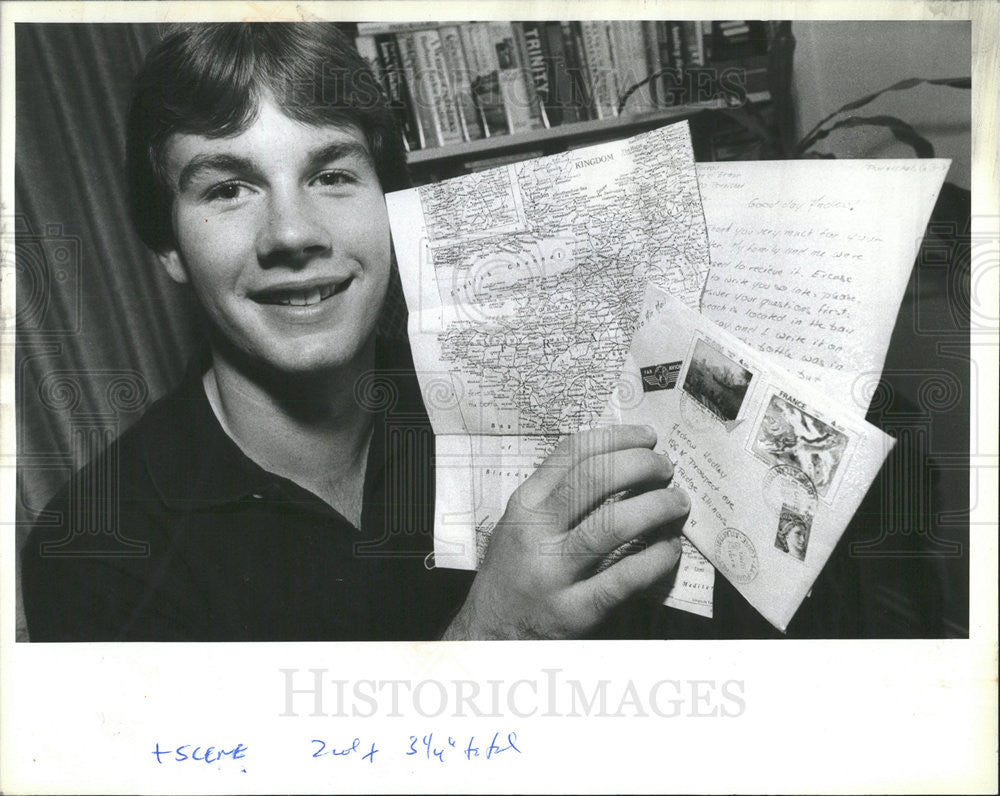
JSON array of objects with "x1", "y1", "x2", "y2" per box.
[
  {"x1": 774, "y1": 504, "x2": 812, "y2": 562},
  {"x1": 680, "y1": 337, "x2": 755, "y2": 423},
  {"x1": 748, "y1": 390, "x2": 852, "y2": 499}
]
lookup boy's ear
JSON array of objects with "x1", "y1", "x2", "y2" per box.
[{"x1": 156, "y1": 249, "x2": 189, "y2": 285}]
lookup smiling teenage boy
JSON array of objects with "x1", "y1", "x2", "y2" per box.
[{"x1": 21, "y1": 23, "x2": 688, "y2": 641}]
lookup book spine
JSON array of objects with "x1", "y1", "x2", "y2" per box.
[
  {"x1": 562, "y1": 21, "x2": 593, "y2": 120},
  {"x1": 605, "y1": 21, "x2": 626, "y2": 107},
  {"x1": 357, "y1": 34, "x2": 402, "y2": 152},
  {"x1": 355, "y1": 33, "x2": 394, "y2": 128},
  {"x1": 682, "y1": 21, "x2": 705, "y2": 66},
  {"x1": 511, "y1": 22, "x2": 548, "y2": 128},
  {"x1": 396, "y1": 32, "x2": 436, "y2": 148},
  {"x1": 488, "y1": 21, "x2": 539, "y2": 133},
  {"x1": 413, "y1": 28, "x2": 464, "y2": 146},
  {"x1": 579, "y1": 20, "x2": 618, "y2": 118},
  {"x1": 465, "y1": 22, "x2": 509, "y2": 136},
  {"x1": 632, "y1": 21, "x2": 656, "y2": 110},
  {"x1": 518, "y1": 21, "x2": 556, "y2": 127},
  {"x1": 356, "y1": 21, "x2": 436, "y2": 36},
  {"x1": 610, "y1": 21, "x2": 654, "y2": 113},
  {"x1": 375, "y1": 34, "x2": 422, "y2": 152},
  {"x1": 438, "y1": 24, "x2": 484, "y2": 140},
  {"x1": 669, "y1": 22, "x2": 685, "y2": 70},
  {"x1": 458, "y1": 24, "x2": 481, "y2": 75},
  {"x1": 656, "y1": 21, "x2": 673, "y2": 71},
  {"x1": 542, "y1": 21, "x2": 572, "y2": 125},
  {"x1": 641, "y1": 21, "x2": 662, "y2": 106}
]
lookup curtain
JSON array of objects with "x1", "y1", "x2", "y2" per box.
[
  {"x1": 14, "y1": 24, "x2": 201, "y2": 638},
  {"x1": 15, "y1": 23, "x2": 197, "y2": 505}
]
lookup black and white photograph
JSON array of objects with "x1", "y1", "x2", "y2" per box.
[
  {"x1": 680, "y1": 337, "x2": 754, "y2": 422},
  {"x1": 1, "y1": 3, "x2": 995, "y2": 794}
]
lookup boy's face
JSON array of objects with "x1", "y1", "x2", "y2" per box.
[{"x1": 158, "y1": 96, "x2": 392, "y2": 377}]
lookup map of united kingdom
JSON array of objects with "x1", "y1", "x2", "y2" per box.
[
  {"x1": 410, "y1": 121, "x2": 710, "y2": 436},
  {"x1": 387, "y1": 121, "x2": 717, "y2": 609}
]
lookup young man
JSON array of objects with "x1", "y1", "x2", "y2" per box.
[{"x1": 21, "y1": 23, "x2": 688, "y2": 641}]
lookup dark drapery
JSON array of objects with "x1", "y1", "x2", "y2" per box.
[
  {"x1": 15, "y1": 24, "x2": 197, "y2": 502},
  {"x1": 14, "y1": 25, "x2": 202, "y2": 639}
]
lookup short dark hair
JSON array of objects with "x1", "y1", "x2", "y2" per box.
[{"x1": 126, "y1": 22, "x2": 409, "y2": 253}]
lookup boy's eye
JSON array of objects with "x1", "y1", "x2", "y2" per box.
[
  {"x1": 313, "y1": 170, "x2": 355, "y2": 187},
  {"x1": 204, "y1": 181, "x2": 247, "y2": 202}
]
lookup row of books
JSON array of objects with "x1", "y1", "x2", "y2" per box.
[{"x1": 353, "y1": 21, "x2": 774, "y2": 152}]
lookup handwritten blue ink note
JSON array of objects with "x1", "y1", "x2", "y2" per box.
[
  {"x1": 308, "y1": 732, "x2": 521, "y2": 765},
  {"x1": 405, "y1": 731, "x2": 521, "y2": 764},
  {"x1": 152, "y1": 743, "x2": 247, "y2": 766},
  {"x1": 311, "y1": 738, "x2": 379, "y2": 764}
]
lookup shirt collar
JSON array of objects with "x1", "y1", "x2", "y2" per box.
[{"x1": 141, "y1": 336, "x2": 428, "y2": 512}]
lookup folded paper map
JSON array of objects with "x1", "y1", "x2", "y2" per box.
[
  {"x1": 618, "y1": 284, "x2": 896, "y2": 631},
  {"x1": 388, "y1": 121, "x2": 709, "y2": 438},
  {"x1": 387, "y1": 121, "x2": 718, "y2": 615}
]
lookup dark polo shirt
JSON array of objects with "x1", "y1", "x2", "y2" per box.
[{"x1": 21, "y1": 340, "x2": 475, "y2": 642}]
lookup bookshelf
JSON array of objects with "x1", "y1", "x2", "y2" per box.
[
  {"x1": 406, "y1": 93, "x2": 772, "y2": 166},
  {"x1": 345, "y1": 20, "x2": 795, "y2": 183}
]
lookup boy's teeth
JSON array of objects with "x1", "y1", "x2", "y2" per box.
[
  {"x1": 276, "y1": 287, "x2": 329, "y2": 306},
  {"x1": 262, "y1": 282, "x2": 345, "y2": 306}
]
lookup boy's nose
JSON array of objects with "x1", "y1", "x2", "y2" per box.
[{"x1": 256, "y1": 190, "x2": 332, "y2": 266}]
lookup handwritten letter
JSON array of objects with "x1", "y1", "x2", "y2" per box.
[{"x1": 697, "y1": 159, "x2": 949, "y2": 411}]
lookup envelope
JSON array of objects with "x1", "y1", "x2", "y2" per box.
[{"x1": 618, "y1": 284, "x2": 896, "y2": 631}]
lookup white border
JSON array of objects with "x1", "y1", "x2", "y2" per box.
[{"x1": 1, "y1": 2, "x2": 997, "y2": 794}]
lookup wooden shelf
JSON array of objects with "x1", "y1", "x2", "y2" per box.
[{"x1": 405, "y1": 95, "x2": 770, "y2": 167}]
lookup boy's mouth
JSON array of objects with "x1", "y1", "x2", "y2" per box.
[{"x1": 251, "y1": 278, "x2": 353, "y2": 307}]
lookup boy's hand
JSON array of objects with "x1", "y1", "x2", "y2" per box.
[{"x1": 443, "y1": 425, "x2": 689, "y2": 640}]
